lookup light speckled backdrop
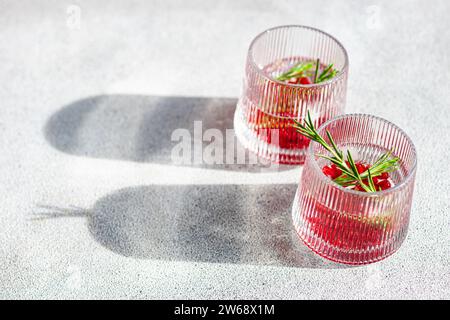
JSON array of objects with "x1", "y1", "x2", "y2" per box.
[{"x1": 0, "y1": 0, "x2": 449, "y2": 299}]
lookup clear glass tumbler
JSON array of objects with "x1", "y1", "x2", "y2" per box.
[
  {"x1": 292, "y1": 114, "x2": 417, "y2": 265},
  {"x1": 234, "y1": 25, "x2": 348, "y2": 164}
]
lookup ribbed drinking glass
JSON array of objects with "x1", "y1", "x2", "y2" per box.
[
  {"x1": 234, "y1": 25, "x2": 348, "y2": 164},
  {"x1": 292, "y1": 114, "x2": 417, "y2": 265}
]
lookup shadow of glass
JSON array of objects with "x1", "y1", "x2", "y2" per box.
[
  {"x1": 45, "y1": 95, "x2": 293, "y2": 172},
  {"x1": 34, "y1": 184, "x2": 349, "y2": 269}
]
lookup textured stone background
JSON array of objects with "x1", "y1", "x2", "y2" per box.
[{"x1": 0, "y1": 0, "x2": 448, "y2": 299}]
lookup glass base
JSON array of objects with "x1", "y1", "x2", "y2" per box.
[{"x1": 233, "y1": 102, "x2": 306, "y2": 165}]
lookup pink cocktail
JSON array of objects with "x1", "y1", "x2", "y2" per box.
[
  {"x1": 234, "y1": 26, "x2": 348, "y2": 164},
  {"x1": 292, "y1": 114, "x2": 417, "y2": 265}
]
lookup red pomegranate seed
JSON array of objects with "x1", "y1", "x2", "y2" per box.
[
  {"x1": 322, "y1": 160, "x2": 393, "y2": 191},
  {"x1": 355, "y1": 163, "x2": 369, "y2": 174},
  {"x1": 299, "y1": 76, "x2": 312, "y2": 85},
  {"x1": 330, "y1": 164, "x2": 342, "y2": 178},
  {"x1": 378, "y1": 179, "x2": 391, "y2": 190},
  {"x1": 379, "y1": 172, "x2": 389, "y2": 179},
  {"x1": 322, "y1": 164, "x2": 342, "y2": 179},
  {"x1": 322, "y1": 166, "x2": 332, "y2": 177}
]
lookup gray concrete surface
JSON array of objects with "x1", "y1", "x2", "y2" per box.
[{"x1": 0, "y1": 0, "x2": 449, "y2": 299}]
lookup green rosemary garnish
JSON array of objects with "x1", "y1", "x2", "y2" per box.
[
  {"x1": 276, "y1": 59, "x2": 338, "y2": 83},
  {"x1": 333, "y1": 150, "x2": 400, "y2": 188},
  {"x1": 293, "y1": 111, "x2": 400, "y2": 192},
  {"x1": 313, "y1": 58, "x2": 320, "y2": 83},
  {"x1": 315, "y1": 61, "x2": 338, "y2": 83},
  {"x1": 276, "y1": 62, "x2": 314, "y2": 81}
]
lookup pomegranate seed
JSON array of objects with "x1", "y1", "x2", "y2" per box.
[
  {"x1": 356, "y1": 163, "x2": 368, "y2": 174},
  {"x1": 322, "y1": 166, "x2": 333, "y2": 178},
  {"x1": 323, "y1": 166, "x2": 335, "y2": 179},
  {"x1": 322, "y1": 160, "x2": 392, "y2": 191},
  {"x1": 330, "y1": 164, "x2": 342, "y2": 178},
  {"x1": 299, "y1": 76, "x2": 312, "y2": 85},
  {"x1": 322, "y1": 164, "x2": 342, "y2": 179},
  {"x1": 379, "y1": 172, "x2": 389, "y2": 179},
  {"x1": 378, "y1": 179, "x2": 391, "y2": 190}
]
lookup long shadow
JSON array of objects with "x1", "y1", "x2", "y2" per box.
[
  {"x1": 45, "y1": 95, "x2": 291, "y2": 172},
  {"x1": 34, "y1": 184, "x2": 347, "y2": 269}
]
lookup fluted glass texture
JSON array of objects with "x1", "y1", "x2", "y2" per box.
[
  {"x1": 234, "y1": 25, "x2": 348, "y2": 164},
  {"x1": 292, "y1": 114, "x2": 417, "y2": 265}
]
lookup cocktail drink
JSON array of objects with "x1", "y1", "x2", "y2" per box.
[
  {"x1": 234, "y1": 26, "x2": 348, "y2": 164},
  {"x1": 292, "y1": 114, "x2": 417, "y2": 264}
]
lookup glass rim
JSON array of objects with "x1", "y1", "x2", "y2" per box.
[
  {"x1": 248, "y1": 25, "x2": 349, "y2": 88},
  {"x1": 306, "y1": 113, "x2": 418, "y2": 196}
]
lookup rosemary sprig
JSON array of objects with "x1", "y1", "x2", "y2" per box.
[
  {"x1": 276, "y1": 62, "x2": 314, "y2": 81},
  {"x1": 334, "y1": 150, "x2": 400, "y2": 186},
  {"x1": 293, "y1": 111, "x2": 399, "y2": 192},
  {"x1": 276, "y1": 59, "x2": 338, "y2": 83},
  {"x1": 313, "y1": 58, "x2": 320, "y2": 83},
  {"x1": 316, "y1": 62, "x2": 338, "y2": 83}
]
